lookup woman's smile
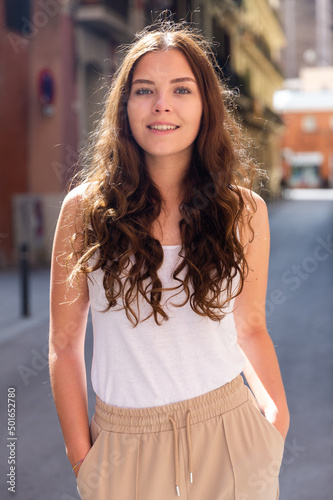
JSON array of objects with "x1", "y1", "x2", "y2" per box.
[{"x1": 147, "y1": 121, "x2": 180, "y2": 133}]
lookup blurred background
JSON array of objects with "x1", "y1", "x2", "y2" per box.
[
  {"x1": 0, "y1": 1, "x2": 332, "y2": 499},
  {"x1": 1, "y1": 0, "x2": 333, "y2": 268}
]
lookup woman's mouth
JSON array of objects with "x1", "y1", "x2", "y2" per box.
[{"x1": 147, "y1": 124, "x2": 179, "y2": 133}]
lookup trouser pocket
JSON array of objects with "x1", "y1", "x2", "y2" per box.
[
  {"x1": 222, "y1": 394, "x2": 283, "y2": 500},
  {"x1": 247, "y1": 388, "x2": 285, "y2": 453}
]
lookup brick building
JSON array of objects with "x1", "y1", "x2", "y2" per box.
[{"x1": 274, "y1": 69, "x2": 333, "y2": 188}]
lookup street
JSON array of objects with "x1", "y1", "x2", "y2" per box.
[{"x1": 0, "y1": 197, "x2": 332, "y2": 500}]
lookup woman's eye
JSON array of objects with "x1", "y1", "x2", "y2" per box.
[
  {"x1": 175, "y1": 87, "x2": 191, "y2": 94},
  {"x1": 135, "y1": 88, "x2": 152, "y2": 95}
]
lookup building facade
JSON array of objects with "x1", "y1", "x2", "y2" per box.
[
  {"x1": 0, "y1": 0, "x2": 286, "y2": 267},
  {"x1": 206, "y1": 0, "x2": 286, "y2": 196}
]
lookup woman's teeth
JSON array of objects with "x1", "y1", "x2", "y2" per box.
[{"x1": 149, "y1": 125, "x2": 178, "y2": 131}]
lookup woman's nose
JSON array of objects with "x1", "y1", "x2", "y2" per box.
[{"x1": 153, "y1": 92, "x2": 171, "y2": 113}]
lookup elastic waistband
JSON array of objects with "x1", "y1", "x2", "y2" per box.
[{"x1": 94, "y1": 374, "x2": 247, "y2": 434}]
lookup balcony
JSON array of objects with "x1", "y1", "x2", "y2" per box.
[{"x1": 76, "y1": 0, "x2": 132, "y2": 41}]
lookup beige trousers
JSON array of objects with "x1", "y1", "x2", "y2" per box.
[{"x1": 76, "y1": 375, "x2": 284, "y2": 500}]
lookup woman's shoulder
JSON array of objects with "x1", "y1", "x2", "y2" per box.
[
  {"x1": 236, "y1": 186, "x2": 267, "y2": 217},
  {"x1": 63, "y1": 182, "x2": 94, "y2": 204},
  {"x1": 234, "y1": 186, "x2": 268, "y2": 246},
  {"x1": 232, "y1": 186, "x2": 267, "y2": 224},
  {"x1": 60, "y1": 182, "x2": 98, "y2": 216},
  {"x1": 57, "y1": 183, "x2": 96, "y2": 234}
]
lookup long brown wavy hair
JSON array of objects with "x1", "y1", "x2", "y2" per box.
[{"x1": 69, "y1": 16, "x2": 260, "y2": 327}]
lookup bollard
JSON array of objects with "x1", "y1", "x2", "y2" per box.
[{"x1": 19, "y1": 243, "x2": 30, "y2": 317}]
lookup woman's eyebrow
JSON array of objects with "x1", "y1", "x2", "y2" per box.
[
  {"x1": 132, "y1": 79, "x2": 155, "y2": 85},
  {"x1": 170, "y1": 77, "x2": 196, "y2": 84},
  {"x1": 132, "y1": 77, "x2": 197, "y2": 85}
]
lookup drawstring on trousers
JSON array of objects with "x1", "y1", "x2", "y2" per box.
[{"x1": 168, "y1": 410, "x2": 193, "y2": 497}]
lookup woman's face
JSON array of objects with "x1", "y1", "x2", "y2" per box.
[{"x1": 127, "y1": 49, "x2": 203, "y2": 166}]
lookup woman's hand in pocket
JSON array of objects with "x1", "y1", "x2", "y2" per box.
[
  {"x1": 69, "y1": 444, "x2": 92, "y2": 478},
  {"x1": 74, "y1": 460, "x2": 84, "y2": 478},
  {"x1": 266, "y1": 408, "x2": 290, "y2": 442}
]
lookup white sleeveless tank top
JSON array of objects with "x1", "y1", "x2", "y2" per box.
[{"x1": 88, "y1": 245, "x2": 245, "y2": 408}]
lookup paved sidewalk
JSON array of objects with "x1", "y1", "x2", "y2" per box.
[{"x1": 0, "y1": 266, "x2": 50, "y2": 346}]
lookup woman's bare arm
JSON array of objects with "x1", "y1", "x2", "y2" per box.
[
  {"x1": 234, "y1": 191, "x2": 290, "y2": 440},
  {"x1": 49, "y1": 186, "x2": 91, "y2": 476}
]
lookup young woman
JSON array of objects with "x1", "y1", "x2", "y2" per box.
[{"x1": 49, "y1": 17, "x2": 289, "y2": 500}]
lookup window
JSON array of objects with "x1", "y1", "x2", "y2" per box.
[
  {"x1": 5, "y1": 0, "x2": 31, "y2": 34},
  {"x1": 302, "y1": 115, "x2": 317, "y2": 133}
]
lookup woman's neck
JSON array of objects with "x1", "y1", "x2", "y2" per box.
[{"x1": 145, "y1": 152, "x2": 190, "y2": 206}]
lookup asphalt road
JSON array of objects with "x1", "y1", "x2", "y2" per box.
[
  {"x1": 266, "y1": 198, "x2": 333, "y2": 499},
  {"x1": 0, "y1": 197, "x2": 332, "y2": 500}
]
